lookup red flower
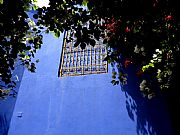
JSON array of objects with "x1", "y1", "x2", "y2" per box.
[
  {"x1": 111, "y1": 17, "x2": 115, "y2": 23},
  {"x1": 165, "y1": 15, "x2": 172, "y2": 21},
  {"x1": 124, "y1": 59, "x2": 132, "y2": 68},
  {"x1": 136, "y1": 70, "x2": 144, "y2": 77},
  {"x1": 106, "y1": 22, "x2": 116, "y2": 33},
  {"x1": 125, "y1": 27, "x2": 130, "y2": 32}
]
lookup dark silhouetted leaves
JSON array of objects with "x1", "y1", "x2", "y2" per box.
[
  {"x1": 89, "y1": 39, "x2": 96, "y2": 46},
  {"x1": 74, "y1": 41, "x2": 80, "y2": 47},
  {"x1": 80, "y1": 42, "x2": 86, "y2": 49},
  {"x1": 33, "y1": 14, "x2": 38, "y2": 19},
  {"x1": 103, "y1": 39, "x2": 107, "y2": 44}
]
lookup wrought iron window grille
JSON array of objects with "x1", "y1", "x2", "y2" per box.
[{"x1": 59, "y1": 30, "x2": 108, "y2": 77}]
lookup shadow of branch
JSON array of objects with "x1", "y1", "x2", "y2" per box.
[{"x1": 123, "y1": 66, "x2": 173, "y2": 135}]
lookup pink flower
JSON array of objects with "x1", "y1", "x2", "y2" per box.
[{"x1": 165, "y1": 15, "x2": 172, "y2": 21}]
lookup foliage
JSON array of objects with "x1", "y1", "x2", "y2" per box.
[
  {"x1": 85, "y1": 0, "x2": 180, "y2": 99},
  {"x1": 36, "y1": 0, "x2": 179, "y2": 98},
  {"x1": 0, "y1": 0, "x2": 3, "y2": 4},
  {"x1": 0, "y1": 0, "x2": 180, "y2": 99},
  {"x1": 0, "y1": 0, "x2": 42, "y2": 97}
]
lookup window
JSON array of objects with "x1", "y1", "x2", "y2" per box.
[{"x1": 59, "y1": 30, "x2": 108, "y2": 77}]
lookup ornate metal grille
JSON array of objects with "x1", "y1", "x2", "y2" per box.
[{"x1": 59, "y1": 31, "x2": 108, "y2": 77}]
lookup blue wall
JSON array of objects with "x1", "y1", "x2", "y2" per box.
[
  {"x1": 7, "y1": 33, "x2": 173, "y2": 135},
  {"x1": 0, "y1": 62, "x2": 24, "y2": 135}
]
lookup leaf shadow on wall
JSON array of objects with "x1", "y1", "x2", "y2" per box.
[
  {"x1": 0, "y1": 114, "x2": 8, "y2": 135},
  {"x1": 0, "y1": 61, "x2": 25, "y2": 135},
  {"x1": 123, "y1": 66, "x2": 173, "y2": 135}
]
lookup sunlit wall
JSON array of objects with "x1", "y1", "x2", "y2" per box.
[{"x1": 5, "y1": 32, "x2": 173, "y2": 135}]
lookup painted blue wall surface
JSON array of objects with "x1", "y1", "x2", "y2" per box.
[
  {"x1": 0, "y1": 62, "x2": 24, "y2": 135},
  {"x1": 7, "y1": 33, "x2": 173, "y2": 135}
]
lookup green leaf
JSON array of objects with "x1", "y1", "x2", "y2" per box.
[
  {"x1": 0, "y1": 0, "x2": 3, "y2": 4},
  {"x1": 24, "y1": 55, "x2": 30, "y2": 60},
  {"x1": 54, "y1": 31, "x2": 60, "y2": 38},
  {"x1": 32, "y1": 5, "x2": 38, "y2": 10},
  {"x1": 82, "y1": 0, "x2": 88, "y2": 6},
  {"x1": 142, "y1": 63, "x2": 155, "y2": 72}
]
